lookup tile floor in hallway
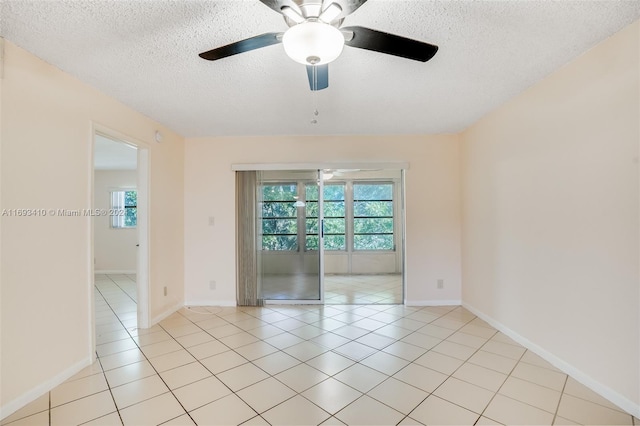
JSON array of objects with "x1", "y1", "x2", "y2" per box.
[{"x1": 2, "y1": 274, "x2": 638, "y2": 426}]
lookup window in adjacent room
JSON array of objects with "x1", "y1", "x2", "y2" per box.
[{"x1": 111, "y1": 190, "x2": 137, "y2": 228}]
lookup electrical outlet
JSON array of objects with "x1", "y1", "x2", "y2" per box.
[
  {"x1": 209, "y1": 280, "x2": 216, "y2": 290},
  {"x1": 437, "y1": 279, "x2": 444, "y2": 289},
  {"x1": 163, "y1": 286, "x2": 167, "y2": 296}
]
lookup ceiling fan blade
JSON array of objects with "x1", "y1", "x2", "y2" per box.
[
  {"x1": 281, "y1": 5, "x2": 305, "y2": 23},
  {"x1": 199, "y1": 33, "x2": 282, "y2": 61},
  {"x1": 258, "y1": 0, "x2": 302, "y2": 15},
  {"x1": 342, "y1": 26, "x2": 438, "y2": 62},
  {"x1": 319, "y1": 2, "x2": 342, "y2": 23},
  {"x1": 320, "y1": 0, "x2": 368, "y2": 22},
  {"x1": 306, "y1": 64, "x2": 329, "y2": 91},
  {"x1": 332, "y1": 0, "x2": 368, "y2": 18}
]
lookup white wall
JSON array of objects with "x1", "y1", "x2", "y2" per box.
[
  {"x1": 0, "y1": 41, "x2": 185, "y2": 418},
  {"x1": 94, "y1": 170, "x2": 137, "y2": 272},
  {"x1": 184, "y1": 135, "x2": 461, "y2": 306},
  {"x1": 461, "y1": 20, "x2": 639, "y2": 414}
]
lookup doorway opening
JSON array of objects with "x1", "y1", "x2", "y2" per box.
[
  {"x1": 252, "y1": 168, "x2": 405, "y2": 305},
  {"x1": 91, "y1": 130, "x2": 150, "y2": 357}
]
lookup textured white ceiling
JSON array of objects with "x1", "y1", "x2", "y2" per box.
[
  {"x1": 94, "y1": 134, "x2": 137, "y2": 170},
  {"x1": 2, "y1": 1, "x2": 639, "y2": 137}
]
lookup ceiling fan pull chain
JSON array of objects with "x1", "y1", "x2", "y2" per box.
[{"x1": 311, "y1": 66, "x2": 319, "y2": 124}]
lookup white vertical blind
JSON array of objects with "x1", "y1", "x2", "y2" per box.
[{"x1": 236, "y1": 171, "x2": 261, "y2": 306}]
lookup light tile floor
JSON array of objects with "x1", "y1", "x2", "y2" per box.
[
  {"x1": 325, "y1": 274, "x2": 402, "y2": 305},
  {"x1": 262, "y1": 274, "x2": 402, "y2": 304},
  {"x1": 2, "y1": 274, "x2": 638, "y2": 426}
]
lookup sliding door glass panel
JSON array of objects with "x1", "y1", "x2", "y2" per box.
[
  {"x1": 305, "y1": 183, "x2": 345, "y2": 251},
  {"x1": 258, "y1": 170, "x2": 322, "y2": 302}
]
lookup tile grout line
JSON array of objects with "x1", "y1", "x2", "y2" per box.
[
  {"x1": 149, "y1": 304, "x2": 520, "y2": 424},
  {"x1": 311, "y1": 307, "x2": 473, "y2": 425},
  {"x1": 157, "y1": 311, "x2": 271, "y2": 419},
  {"x1": 104, "y1": 274, "x2": 137, "y2": 305},
  {"x1": 175, "y1": 303, "x2": 418, "y2": 423},
  {"x1": 93, "y1": 283, "x2": 130, "y2": 426},
  {"x1": 401, "y1": 314, "x2": 489, "y2": 424},
  {"x1": 370, "y1": 307, "x2": 478, "y2": 425},
  {"x1": 110, "y1": 323, "x2": 197, "y2": 423},
  {"x1": 474, "y1": 346, "x2": 529, "y2": 425},
  {"x1": 170, "y1": 307, "x2": 339, "y2": 423},
  {"x1": 551, "y1": 374, "x2": 570, "y2": 425},
  {"x1": 97, "y1": 276, "x2": 211, "y2": 424}
]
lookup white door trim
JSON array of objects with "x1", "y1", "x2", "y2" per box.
[
  {"x1": 89, "y1": 123, "x2": 151, "y2": 360},
  {"x1": 136, "y1": 148, "x2": 150, "y2": 329},
  {"x1": 232, "y1": 161, "x2": 410, "y2": 171}
]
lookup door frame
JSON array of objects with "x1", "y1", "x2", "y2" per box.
[
  {"x1": 233, "y1": 162, "x2": 409, "y2": 305},
  {"x1": 89, "y1": 124, "x2": 151, "y2": 360}
]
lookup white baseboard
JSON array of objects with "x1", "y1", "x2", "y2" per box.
[
  {"x1": 150, "y1": 301, "x2": 185, "y2": 326},
  {"x1": 184, "y1": 300, "x2": 237, "y2": 307},
  {"x1": 463, "y1": 302, "x2": 640, "y2": 419},
  {"x1": 0, "y1": 356, "x2": 91, "y2": 421},
  {"x1": 95, "y1": 270, "x2": 136, "y2": 274},
  {"x1": 406, "y1": 299, "x2": 461, "y2": 306}
]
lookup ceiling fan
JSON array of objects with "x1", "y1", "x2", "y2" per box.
[{"x1": 199, "y1": 0, "x2": 438, "y2": 91}]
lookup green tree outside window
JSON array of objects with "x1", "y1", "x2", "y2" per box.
[
  {"x1": 353, "y1": 183, "x2": 394, "y2": 250},
  {"x1": 261, "y1": 183, "x2": 298, "y2": 250},
  {"x1": 111, "y1": 190, "x2": 137, "y2": 228}
]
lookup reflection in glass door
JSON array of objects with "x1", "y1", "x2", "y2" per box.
[{"x1": 258, "y1": 170, "x2": 324, "y2": 303}]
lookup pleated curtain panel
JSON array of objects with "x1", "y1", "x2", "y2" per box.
[{"x1": 236, "y1": 171, "x2": 262, "y2": 306}]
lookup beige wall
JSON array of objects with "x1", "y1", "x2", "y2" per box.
[
  {"x1": 94, "y1": 170, "x2": 137, "y2": 272},
  {"x1": 184, "y1": 135, "x2": 462, "y2": 305},
  {"x1": 0, "y1": 42, "x2": 185, "y2": 416},
  {"x1": 461, "y1": 20, "x2": 639, "y2": 412}
]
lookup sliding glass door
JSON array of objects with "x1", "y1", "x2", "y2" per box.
[
  {"x1": 258, "y1": 170, "x2": 325, "y2": 303},
  {"x1": 243, "y1": 166, "x2": 405, "y2": 305}
]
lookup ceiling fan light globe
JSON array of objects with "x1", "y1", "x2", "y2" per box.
[{"x1": 282, "y1": 21, "x2": 345, "y2": 65}]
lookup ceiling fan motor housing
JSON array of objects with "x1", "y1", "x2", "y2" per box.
[{"x1": 282, "y1": 0, "x2": 344, "y2": 27}]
